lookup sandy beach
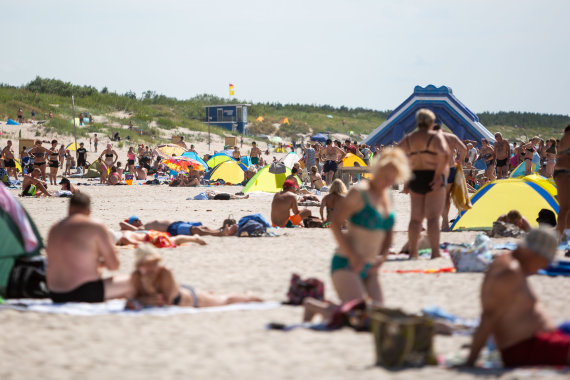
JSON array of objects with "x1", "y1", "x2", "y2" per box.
[{"x1": 1, "y1": 172, "x2": 569, "y2": 379}]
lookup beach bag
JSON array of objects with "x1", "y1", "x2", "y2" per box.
[
  {"x1": 450, "y1": 164, "x2": 472, "y2": 211},
  {"x1": 285, "y1": 274, "x2": 324, "y2": 305},
  {"x1": 371, "y1": 307, "x2": 436, "y2": 368},
  {"x1": 489, "y1": 221, "x2": 525, "y2": 238},
  {"x1": 237, "y1": 220, "x2": 266, "y2": 237},
  {"x1": 6, "y1": 256, "x2": 48, "y2": 299},
  {"x1": 303, "y1": 216, "x2": 325, "y2": 228},
  {"x1": 327, "y1": 299, "x2": 370, "y2": 331},
  {"x1": 449, "y1": 234, "x2": 493, "y2": 272}
]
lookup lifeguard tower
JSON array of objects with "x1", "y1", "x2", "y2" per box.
[{"x1": 204, "y1": 104, "x2": 250, "y2": 134}]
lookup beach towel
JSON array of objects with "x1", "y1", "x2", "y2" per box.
[
  {"x1": 449, "y1": 234, "x2": 493, "y2": 272},
  {"x1": 538, "y1": 261, "x2": 570, "y2": 277},
  {"x1": 0, "y1": 299, "x2": 280, "y2": 316},
  {"x1": 237, "y1": 214, "x2": 271, "y2": 229}
]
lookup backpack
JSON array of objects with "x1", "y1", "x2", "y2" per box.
[
  {"x1": 6, "y1": 256, "x2": 49, "y2": 299},
  {"x1": 285, "y1": 273, "x2": 324, "y2": 305},
  {"x1": 327, "y1": 299, "x2": 370, "y2": 331}
]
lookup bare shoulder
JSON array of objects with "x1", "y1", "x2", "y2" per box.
[{"x1": 487, "y1": 254, "x2": 521, "y2": 282}]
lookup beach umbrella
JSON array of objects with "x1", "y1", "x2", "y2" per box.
[
  {"x1": 279, "y1": 152, "x2": 301, "y2": 169},
  {"x1": 181, "y1": 151, "x2": 209, "y2": 170},
  {"x1": 153, "y1": 144, "x2": 187, "y2": 159},
  {"x1": 65, "y1": 142, "x2": 79, "y2": 151},
  {"x1": 162, "y1": 157, "x2": 205, "y2": 173},
  {"x1": 268, "y1": 162, "x2": 287, "y2": 174},
  {"x1": 206, "y1": 153, "x2": 233, "y2": 168},
  {"x1": 270, "y1": 136, "x2": 283, "y2": 143}
]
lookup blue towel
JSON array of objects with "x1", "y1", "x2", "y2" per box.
[
  {"x1": 238, "y1": 214, "x2": 271, "y2": 229},
  {"x1": 538, "y1": 260, "x2": 570, "y2": 277}
]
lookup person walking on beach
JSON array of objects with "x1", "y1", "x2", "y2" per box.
[
  {"x1": 464, "y1": 228, "x2": 569, "y2": 367},
  {"x1": 250, "y1": 142, "x2": 262, "y2": 168},
  {"x1": 1, "y1": 140, "x2": 18, "y2": 181},
  {"x1": 76, "y1": 142, "x2": 88, "y2": 175},
  {"x1": 399, "y1": 109, "x2": 450, "y2": 259},
  {"x1": 58, "y1": 143, "x2": 66, "y2": 169},
  {"x1": 93, "y1": 134, "x2": 99, "y2": 152},
  {"x1": 320, "y1": 139, "x2": 346, "y2": 185},
  {"x1": 329, "y1": 148, "x2": 410, "y2": 304},
  {"x1": 554, "y1": 125, "x2": 570, "y2": 235},
  {"x1": 494, "y1": 133, "x2": 511, "y2": 179},
  {"x1": 17, "y1": 108, "x2": 23, "y2": 123},
  {"x1": 46, "y1": 194, "x2": 134, "y2": 303},
  {"x1": 433, "y1": 125, "x2": 467, "y2": 231}
]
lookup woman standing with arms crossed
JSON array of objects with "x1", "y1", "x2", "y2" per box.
[
  {"x1": 48, "y1": 140, "x2": 60, "y2": 186},
  {"x1": 399, "y1": 109, "x2": 450, "y2": 259},
  {"x1": 329, "y1": 148, "x2": 410, "y2": 304}
]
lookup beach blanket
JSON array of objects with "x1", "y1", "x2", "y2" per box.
[
  {"x1": 0, "y1": 299, "x2": 280, "y2": 316},
  {"x1": 382, "y1": 267, "x2": 456, "y2": 274},
  {"x1": 538, "y1": 261, "x2": 570, "y2": 277}
]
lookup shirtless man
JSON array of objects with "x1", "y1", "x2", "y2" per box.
[
  {"x1": 271, "y1": 179, "x2": 311, "y2": 227},
  {"x1": 250, "y1": 142, "x2": 262, "y2": 168},
  {"x1": 497, "y1": 210, "x2": 532, "y2": 232},
  {"x1": 433, "y1": 125, "x2": 467, "y2": 231},
  {"x1": 464, "y1": 228, "x2": 569, "y2": 367},
  {"x1": 320, "y1": 139, "x2": 346, "y2": 185},
  {"x1": 93, "y1": 134, "x2": 99, "y2": 152},
  {"x1": 21, "y1": 168, "x2": 51, "y2": 197},
  {"x1": 46, "y1": 194, "x2": 134, "y2": 303},
  {"x1": 494, "y1": 133, "x2": 511, "y2": 179},
  {"x1": 1, "y1": 140, "x2": 18, "y2": 181},
  {"x1": 478, "y1": 139, "x2": 496, "y2": 180},
  {"x1": 120, "y1": 216, "x2": 237, "y2": 236},
  {"x1": 128, "y1": 245, "x2": 262, "y2": 308}
]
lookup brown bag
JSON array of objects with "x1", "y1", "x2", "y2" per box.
[
  {"x1": 303, "y1": 216, "x2": 325, "y2": 228},
  {"x1": 370, "y1": 307, "x2": 436, "y2": 368}
]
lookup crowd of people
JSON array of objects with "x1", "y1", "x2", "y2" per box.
[{"x1": 2, "y1": 108, "x2": 570, "y2": 369}]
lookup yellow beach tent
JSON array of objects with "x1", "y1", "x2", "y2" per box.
[
  {"x1": 242, "y1": 165, "x2": 292, "y2": 193},
  {"x1": 451, "y1": 176, "x2": 558, "y2": 231},
  {"x1": 65, "y1": 142, "x2": 79, "y2": 151},
  {"x1": 342, "y1": 153, "x2": 366, "y2": 167},
  {"x1": 206, "y1": 160, "x2": 246, "y2": 185}
]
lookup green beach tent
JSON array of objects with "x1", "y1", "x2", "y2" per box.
[
  {"x1": 0, "y1": 197, "x2": 44, "y2": 297},
  {"x1": 242, "y1": 165, "x2": 292, "y2": 193}
]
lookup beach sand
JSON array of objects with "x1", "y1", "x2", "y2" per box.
[{"x1": 1, "y1": 183, "x2": 569, "y2": 380}]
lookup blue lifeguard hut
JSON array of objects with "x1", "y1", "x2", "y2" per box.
[{"x1": 204, "y1": 104, "x2": 250, "y2": 134}]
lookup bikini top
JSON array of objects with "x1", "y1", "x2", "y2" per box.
[
  {"x1": 50, "y1": 150, "x2": 59, "y2": 158},
  {"x1": 32, "y1": 151, "x2": 45, "y2": 158},
  {"x1": 407, "y1": 135, "x2": 437, "y2": 156},
  {"x1": 105, "y1": 153, "x2": 114, "y2": 158},
  {"x1": 349, "y1": 189, "x2": 395, "y2": 231},
  {"x1": 128, "y1": 153, "x2": 135, "y2": 160}
]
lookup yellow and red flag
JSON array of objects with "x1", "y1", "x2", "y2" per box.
[{"x1": 229, "y1": 83, "x2": 235, "y2": 96}]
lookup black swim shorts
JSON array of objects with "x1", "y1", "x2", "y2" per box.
[
  {"x1": 496, "y1": 158, "x2": 508, "y2": 168},
  {"x1": 49, "y1": 279, "x2": 105, "y2": 303},
  {"x1": 323, "y1": 160, "x2": 338, "y2": 173},
  {"x1": 4, "y1": 159, "x2": 16, "y2": 168}
]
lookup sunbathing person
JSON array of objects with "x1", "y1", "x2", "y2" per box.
[
  {"x1": 59, "y1": 177, "x2": 80, "y2": 195},
  {"x1": 465, "y1": 228, "x2": 569, "y2": 367},
  {"x1": 203, "y1": 190, "x2": 249, "y2": 200},
  {"x1": 21, "y1": 168, "x2": 52, "y2": 197},
  {"x1": 309, "y1": 166, "x2": 325, "y2": 190},
  {"x1": 271, "y1": 180, "x2": 311, "y2": 227},
  {"x1": 320, "y1": 179, "x2": 347, "y2": 223},
  {"x1": 128, "y1": 245, "x2": 262, "y2": 308},
  {"x1": 119, "y1": 216, "x2": 237, "y2": 236},
  {"x1": 109, "y1": 229, "x2": 206, "y2": 246},
  {"x1": 46, "y1": 194, "x2": 134, "y2": 303},
  {"x1": 330, "y1": 148, "x2": 410, "y2": 305},
  {"x1": 497, "y1": 210, "x2": 531, "y2": 232}
]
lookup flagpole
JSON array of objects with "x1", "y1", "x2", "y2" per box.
[{"x1": 72, "y1": 96, "x2": 77, "y2": 151}]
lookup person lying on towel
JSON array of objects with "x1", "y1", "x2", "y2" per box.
[
  {"x1": 119, "y1": 216, "x2": 237, "y2": 237},
  {"x1": 465, "y1": 228, "x2": 570, "y2": 367},
  {"x1": 128, "y1": 245, "x2": 262, "y2": 308},
  {"x1": 271, "y1": 180, "x2": 311, "y2": 227}
]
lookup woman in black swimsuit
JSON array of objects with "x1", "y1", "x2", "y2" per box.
[
  {"x1": 99, "y1": 144, "x2": 118, "y2": 168},
  {"x1": 521, "y1": 137, "x2": 539, "y2": 176},
  {"x1": 399, "y1": 109, "x2": 450, "y2": 259},
  {"x1": 48, "y1": 140, "x2": 60, "y2": 185},
  {"x1": 29, "y1": 140, "x2": 51, "y2": 181}
]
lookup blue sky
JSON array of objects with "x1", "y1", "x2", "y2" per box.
[{"x1": 1, "y1": 0, "x2": 569, "y2": 114}]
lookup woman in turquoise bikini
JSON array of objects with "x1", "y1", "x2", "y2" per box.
[{"x1": 329, "y1": 148, "x2": 410, "y2": 304}]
